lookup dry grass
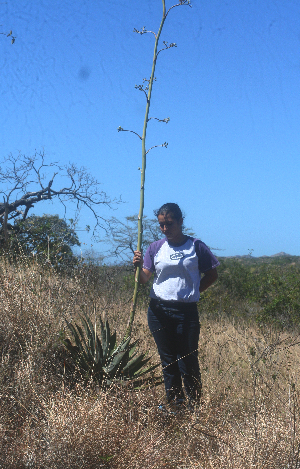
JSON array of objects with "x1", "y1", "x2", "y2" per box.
[{"x1": 1, "y1": 256, "x2": 300, "y2": 468}]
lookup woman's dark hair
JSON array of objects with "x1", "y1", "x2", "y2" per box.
[{"x1": 154, "y1": 203, "x2": 184, "y2": 221}]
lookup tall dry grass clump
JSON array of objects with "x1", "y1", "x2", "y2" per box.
[{"x1": 1, "y1": 255, "x2": 300, "y2": 468}]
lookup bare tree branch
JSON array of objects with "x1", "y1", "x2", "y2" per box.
[
  {"x1": 0, "y1": 151, "x2": 119, "y2": 241},
  {"x1": 101, "y1": 214, "x2": 195, "y2": 262}
]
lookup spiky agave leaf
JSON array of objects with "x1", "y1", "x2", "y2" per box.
[
  {"x1": 64, "y1": 315, "x2": 104, "y2": 383},
  {"x1": 112, "y1": 347, "x2": 162, "y2": 389},
  {"x1": 103, "y1": 337, "x2": 132, "y2": 377},
  {"x1": 64, "y1": 321, "x2": 91, "y2": 370},
  {"x1": 123, "y1": 353, "x2": 153, "y2": 376},
  {"x1": 74, "y1": 320, "x2": 101, "y2": 374},
  {"x1": 122, "y1": 349, "x2": 161, "y2": 382},
  {"x1": 105, "y1": 339, "x2": 161, "y2": 387},
  {"x1": 100, "y1": 317, "x2": 116, "y2": 360},
  {"x1": 80, "y1": 313, "x2": 97, "y2": 358}
]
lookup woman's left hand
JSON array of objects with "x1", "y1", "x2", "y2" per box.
[{"x1": 199, "y1": 268, "x2": 218, "y2": 293}]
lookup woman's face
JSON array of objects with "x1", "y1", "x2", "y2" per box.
[{"x1": 157, "y1": 213, "x2": 183, "y2": 242}]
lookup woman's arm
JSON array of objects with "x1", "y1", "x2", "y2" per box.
[
  {"x1": 133, "y1": 250, "x2": 152, "y2": 284},
  {"x1": 200, "y1": 268, "x2": 218, "y2": 293}
]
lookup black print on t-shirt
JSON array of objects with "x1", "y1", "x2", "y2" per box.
[{"x1": 170, "y1": 252, "x2": 185, "y2": 260}]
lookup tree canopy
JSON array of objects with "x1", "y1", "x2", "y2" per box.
[{"x1": 10, "y1": 214, "x2": 80, "y2": 264}]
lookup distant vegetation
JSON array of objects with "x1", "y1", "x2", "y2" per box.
[{"x1": 200, "y1": 254, "x2": 300, "y2": 328}]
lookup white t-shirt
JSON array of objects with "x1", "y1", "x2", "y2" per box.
[{"x1": 143, "y1": 236, "x2": 220, "y2": 303}]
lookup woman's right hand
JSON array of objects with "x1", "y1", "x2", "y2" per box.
[
  {"x1": 133, "y1": 250, "x2": 143, "y2": 268},
  {"x1": 133, "y1": 250, "x2": 152, "y2": 284}
]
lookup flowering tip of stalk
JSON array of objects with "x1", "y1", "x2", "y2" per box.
[
  {"x1": 117, "y1": 126, "x2": 123, "y2": 132},
  {"x1": 133, "y1": 26, "x2": 147, "y2": 35}
]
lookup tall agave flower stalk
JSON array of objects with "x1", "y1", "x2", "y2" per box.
[{"x1": 121, "y1": 0, "x2": 191, "y2": 339}]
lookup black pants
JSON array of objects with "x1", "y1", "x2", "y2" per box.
[{"x1": 147, "y1": 299, "x2": 202, "y2": 404}]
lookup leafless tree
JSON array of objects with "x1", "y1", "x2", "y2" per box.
[
  {"x1": 102, "y1": 214, "x2": 195, "y2": 262},
  {"x1": 0, "y1": 151, "x2": 118, "y2": 243}
]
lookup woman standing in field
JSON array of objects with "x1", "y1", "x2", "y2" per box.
[{"x1": 133, "y1": 203, "x2": 219, "y2": 408}]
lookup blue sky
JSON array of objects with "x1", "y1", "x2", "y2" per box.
[{"x1": 1, "y1": 0, "x2": 300, "y2": 259}]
